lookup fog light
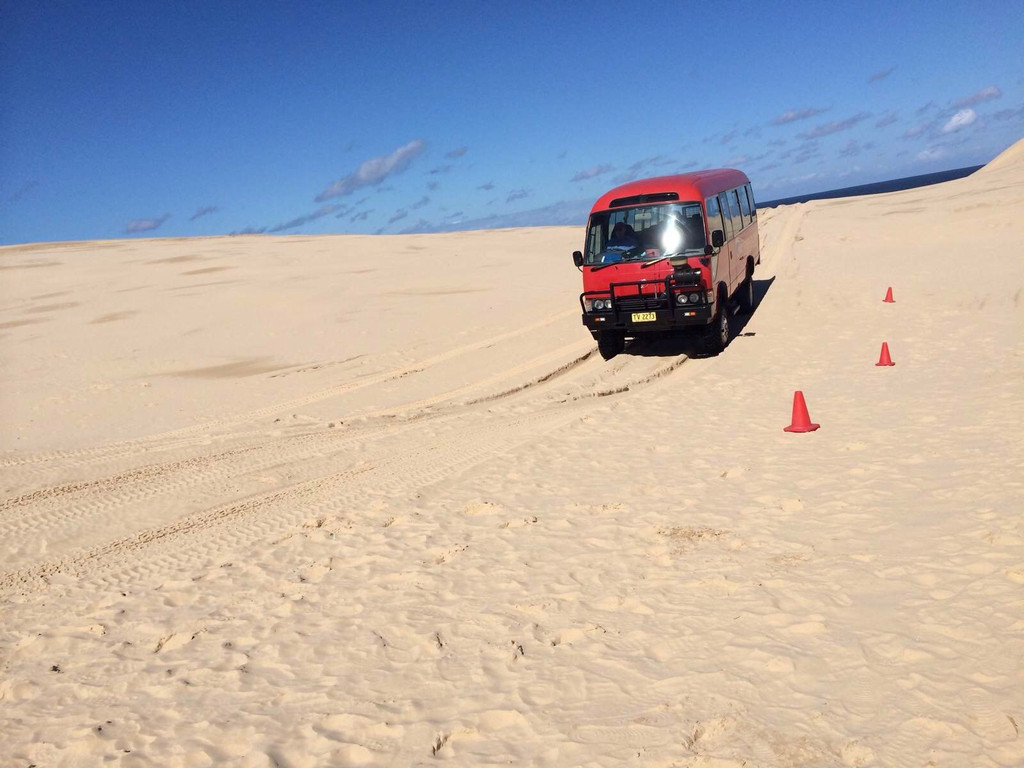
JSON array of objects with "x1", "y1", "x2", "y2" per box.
[
  {"x1": 688, "y1": 293, "x2": 700, "y2": 303},
  {"x1": 676, "y1": 294, "x2": 687, "y2": 306}
]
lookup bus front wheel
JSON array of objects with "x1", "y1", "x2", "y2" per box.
[
  {"x1": 702, "y1": 300, "x2": 730, "y2": 356},
  {"x1": 597, "y1": 330, "x2": 625, "y2": 360}
]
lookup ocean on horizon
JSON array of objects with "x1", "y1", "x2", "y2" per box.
[{"x1": 756, "y1": 165, "x2": 983, "y2": 209}]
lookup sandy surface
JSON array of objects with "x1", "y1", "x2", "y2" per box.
[{"x1": 1, "y1": 140, "x2": 1022, "y2": 766}]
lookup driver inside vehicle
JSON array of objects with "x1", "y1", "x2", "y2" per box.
[{"x1": 606, "y1": 221, "x2": 639, "y2": 249}]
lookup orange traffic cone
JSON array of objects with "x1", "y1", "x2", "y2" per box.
[
  {"x1": 784, "y1": 391, "x2": 820, "y2": 433},
  {"x1": 876, "y1": 341, "x2": 895, "y2": 366},
  {"x1": 883, "y1": 286, "x2": 895, "y2": 303}
]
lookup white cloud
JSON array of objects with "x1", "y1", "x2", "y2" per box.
[
  {"x1": 4, "y1": 180, "x2": 39, "y2": 205},
  {"x1": 771, "y1": 107, "x2": 826, "y2": 125},
  {"x1": 941, "y1": 109, "x2": 976, "y2": 133},
  {"x1": 570, "y1": 165, "x2": 614, "y2": 182},
  {"x1": 315, "y1": 140, "x2": 426, "y2": 202},
  {"x1": 268, "y1": 203, "x2": 345, "y2": 233},
  {"x1": 838, "y1": 140, "x2": 861, "y2": 158},
  {"x1": 875, "y1": 112, "x2": 899, "y2": 128},
  {"x1": 126, "y1": 214, "x2": 170, "y2": 234},
  {"x1": 613, "y1": 156, "x2": 671, "y2": 184},
  {"x1": 953, "y1": 86, "x2": 1001, "y2": 109},
  {"x1": 992, "y1": 105, "x2": 1024, "y2": 121},
  {"x1": 189, "y1": 206, "x2": 218, "y2": 221},
  {"x1": 398, "y1": 197, "x2": 592, "y2": 234},
  {"x1": 798, "y1": 112, "x2": 872, "y2": 139},
  {"x1": 869, "y1": 67, "x2": 896, "y2": 83},
  {"x1": 917, "y1": 147, "x2": 947, "y2": 161}
]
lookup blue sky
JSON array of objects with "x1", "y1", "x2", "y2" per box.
[{"x1": 2, "y1": 0, "x2": 1022, "y2": 244}]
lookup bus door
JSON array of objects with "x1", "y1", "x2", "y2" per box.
[
  {"x1": 706, "y1": 195, "x2": 728, "y2": 293},
  {"x1": 711, "y1": 193, "x2": 737, "y2": 293},
  {"x1": 736, "y1": 184, "x2": 759, "y2": 270}
]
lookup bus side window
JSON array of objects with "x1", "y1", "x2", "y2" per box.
[
  {"x1": 587, "y1": 217, "x2": 605, "y2": 256},
  {"x1": 717, "y1": 194, "x2": 734, "y2": 241},
  {"x1": 745, "y1": 184, "x2": 757, "y2": 220},
  {"x1": 738, "y1": 184, "x2": 752, "y2": 225},
  {"x1": 706, "y1": 195, "x2": 725, "y2": 242},
  {"x1": 728, "y1": 189, "x2": 744, "y2": 233}
]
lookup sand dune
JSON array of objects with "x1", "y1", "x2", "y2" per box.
[{"x1": 1, "y1": 140, "x2": 1022, "y2": 766}]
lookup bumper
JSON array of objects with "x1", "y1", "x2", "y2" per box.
[{"x1": 582, "y1": 304, "x2": 713, "y2": 333}]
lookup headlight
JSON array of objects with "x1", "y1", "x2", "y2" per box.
[
  {"x1": 594, "y1": 299, "x2": 604, "y2": 310},
  {"x1": 688, "y1": 293, "x2": 700, "y2": 303},
  {"x1": 676, "y1": 294, "x2": 687, "y2": 306}
]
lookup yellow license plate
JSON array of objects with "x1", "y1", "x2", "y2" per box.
[{"x1": 631, "y1": 312, "x2": 656, "y2": 322}]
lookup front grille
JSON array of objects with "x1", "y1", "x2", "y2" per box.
[{"x1": 614, "y1": 293, "x2": 668, "y2": 312}]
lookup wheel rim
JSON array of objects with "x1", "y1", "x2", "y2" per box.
[{"x1": 719, "y1": 310, "x2": 729, "y2": 346}]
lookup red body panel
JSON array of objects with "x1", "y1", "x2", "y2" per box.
[
  {"x1": 588, "y1": 169, "x2": 751, "y2": 216},
  {"x1": 581, "y1": 257, "x2": 709, "y2": 297}
]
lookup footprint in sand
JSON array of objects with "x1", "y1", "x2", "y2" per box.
[
  {"x1": 154, "y1": 632, "x2": 197, "y2": 654},
  {"x1": 840, "y1": 740, "x2": 876, "y2": 766},
  {"x1": 433, "y1": 544, "x2": 468, "y2": 564},
  {"x1": 477, "y1": 709, "x2": 528, "y2": 731},
  {"x1": 462, "y1": 500, "x2": 501, "y2": 516},
  {"x1": 1004, "y1": 566, "x2": 1024, "y2": 584},
  {"x1": 499, "y1": 515, "x2": 538, "y2": 529}
]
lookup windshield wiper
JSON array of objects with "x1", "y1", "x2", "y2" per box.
[
  {"x1": 641, "y1": 252, "x2": 683, "y2": 268},
  {"x1": 592, "y1": 248, "x2": 675, "y2": 271}
]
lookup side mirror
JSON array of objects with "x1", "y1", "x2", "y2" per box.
[
  {"x1": 572, "y1": 250, "x2": 584, "y2": 267},
  {"x1": 711, "y1": 230, "x2": 725, "y2": 248}
]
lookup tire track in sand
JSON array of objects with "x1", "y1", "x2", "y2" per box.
[
  {"x1": 0, "y1": 308, "x2": 579, "y2": 470},
  {"x1": 0, "y1": 337, "x2": 600, "y2": 516},
  {"x1": 0, "y1": 400, "x2": 594, "y2": 596},
  {"x1": 0, "y1": 343, "x2": 688, "y2": 577}
]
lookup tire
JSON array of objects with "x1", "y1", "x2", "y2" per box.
[
  {"x1": 597, "y1": 330, "x2": 625, "y2": 360},
  {"x1": 702, "y1": 297, "x2": 730, "y2": 356},
  {"x1": 739, "y1": 270, "x2": 755, "y2": 314}
]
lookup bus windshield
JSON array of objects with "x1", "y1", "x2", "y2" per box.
[{"x1": 583, "y1": 202, "x2": 706, "y2": 266}]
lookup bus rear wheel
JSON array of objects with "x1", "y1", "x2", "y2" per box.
[
  {"x1": 597, "y1": 330, "x2": 625, "y2": 360},
  {"x1": 739, "y1": 270, "x2": 755, "y2": 313}
]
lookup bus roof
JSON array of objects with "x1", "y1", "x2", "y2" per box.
[{"x1": 589, "y1": 169, "x2": 751, "y2": 214}]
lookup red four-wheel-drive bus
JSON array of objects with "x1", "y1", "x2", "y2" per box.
[{"x1": 572, "y1": 169, "x2": 760, "y2": 359}]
